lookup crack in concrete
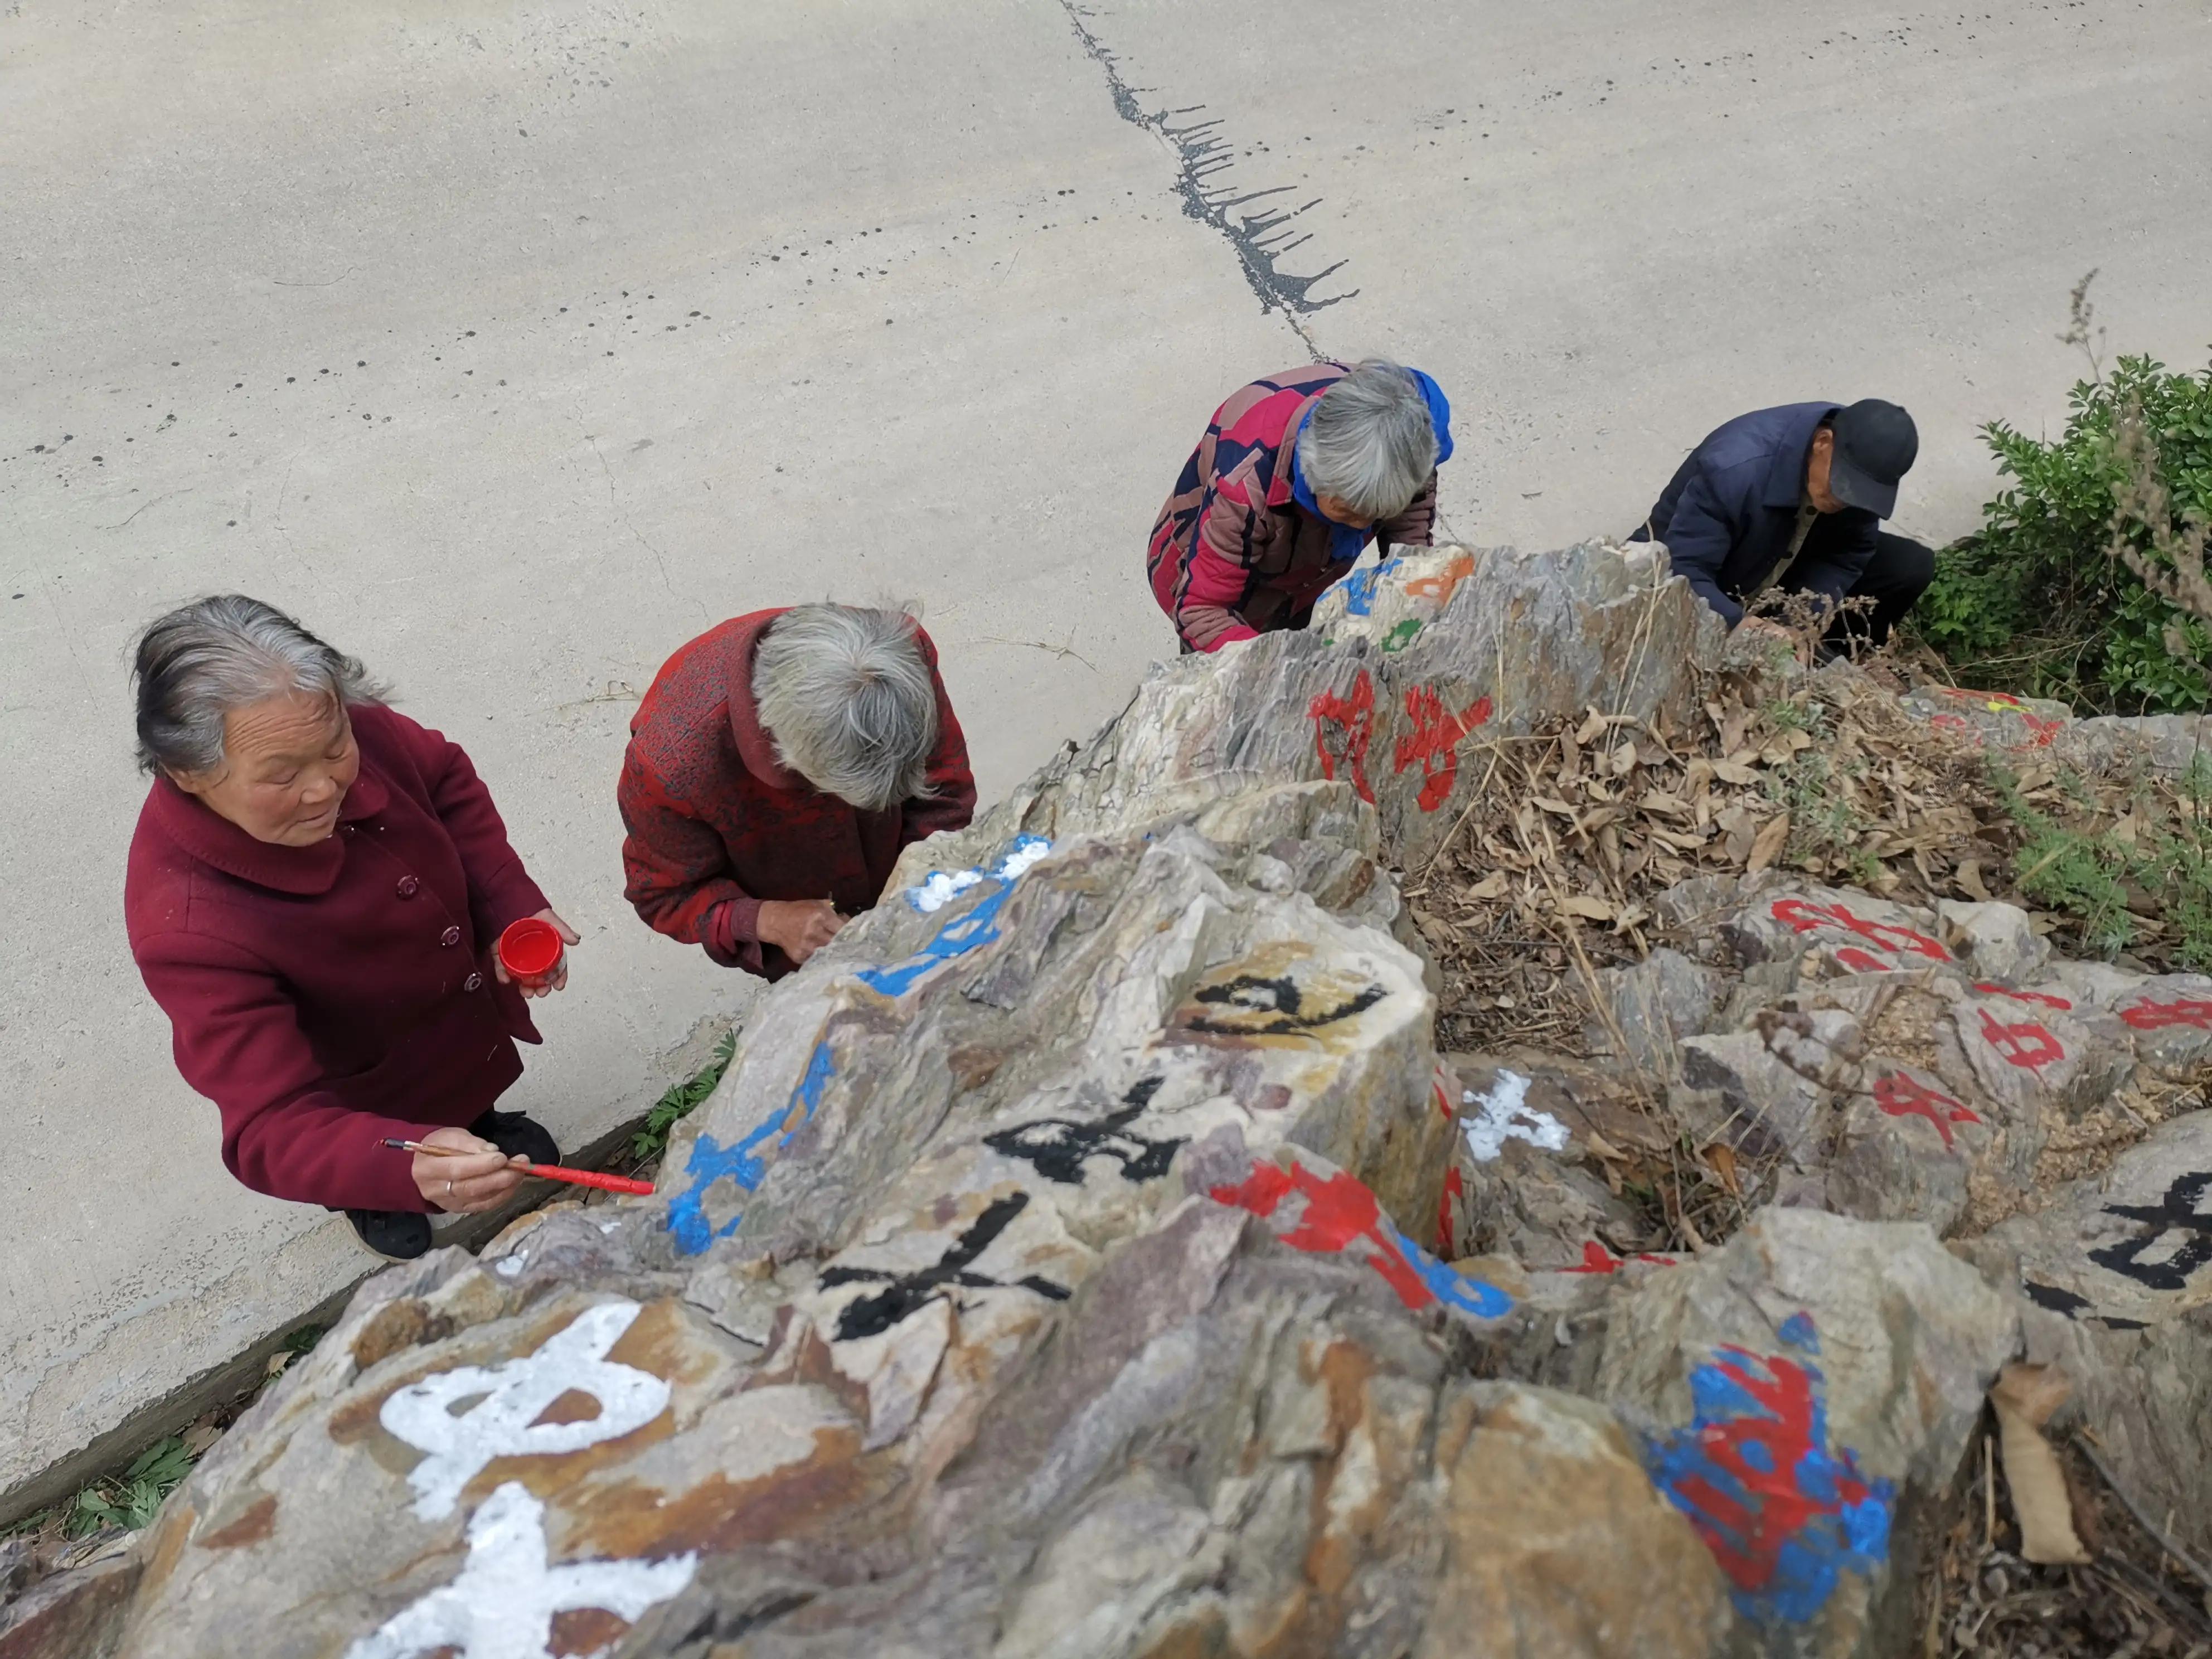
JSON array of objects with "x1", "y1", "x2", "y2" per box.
[
  {"x1": 583, "y1": 427, "x2": 686, "y2": 608},
  {"x1": 1059, "y1": 1, "x2": 1352, "y2": 354}
]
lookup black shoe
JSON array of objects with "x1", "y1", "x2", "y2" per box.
[
  {"x1": 468, "y1": 1108, "x2": 561, "y2": 1168},
  {"x1": 347, "y1": 1208, "x2": 433, "y2": 1260}
]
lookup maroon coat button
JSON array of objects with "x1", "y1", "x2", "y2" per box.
[
  {"x1": 463, "y1": 972, "x2": 484, "y2": 992},
  {"x1": 395, "y1": 875, "x2": 421, "y2": 898},
  {"x1": 440, "y1": 926, "x2": 462, "y2": 948}
]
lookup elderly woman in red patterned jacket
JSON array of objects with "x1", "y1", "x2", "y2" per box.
[
  {"x1": 619, "y1": 603, "x2": 976, "y2": 979},
  {"x1": 125, "y1": 596, "x2": 576, "y2": 1262},
  {"x1": 1148, "y1": 358, "x2": 1455, "y2": 653}
]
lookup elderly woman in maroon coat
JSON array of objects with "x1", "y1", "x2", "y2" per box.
[
  {"x1": 620, "y1": 603, "x2": 976, "y2": 977},
  {"x1": 124, "y1": 596, "x2": 577, "y2": 1261}
]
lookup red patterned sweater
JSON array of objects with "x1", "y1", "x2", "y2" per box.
[{"x1": 618, "y1": 610, "x2": 977, "y2": 979}]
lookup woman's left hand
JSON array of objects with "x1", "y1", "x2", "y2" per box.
[{"x1": 495, "y1": 907, "x2": 580, "y2": 997}]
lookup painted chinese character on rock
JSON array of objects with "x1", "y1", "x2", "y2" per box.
[
  {"x1": 1393, "y1": 687, "x2": 1492, "y2": 812},
  {"x1": 1210, "y1": 1157, "x2": 1512, "y2": 1320},
  {"x1": 1768, "y1": 898, "x2": 1951, "y2": 968},
  {"x1": 1643, "y1": 1314, "x2": 1894, "y2": 1626},
  {"x1": 1308, "y1": 670, "x2": 1376, "y2": 803}
]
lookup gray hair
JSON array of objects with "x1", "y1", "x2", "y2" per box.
[
  {"x1": 751, "y1": 604, "x2": 939, "y2": 812},
  {"x1": 132, "y1": 594, "x2": 384, "y2": 776},
  {"x1": 1295, "y1": 358, "x2": 1438, "y2": 523}
]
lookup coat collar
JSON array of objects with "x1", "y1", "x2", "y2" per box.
[
  {"x1": 720, "y1": 609, "x2": 812, "y2": 793},
  {"x1": 145, "y1": 766, "x2": 392, "y2": 895},
  {"x1": 1762, "y1": 403, "x2": 1844, "y2": 508},
  {"x1": 1267, "y1": 391, "x2": 1330, "y2": 510}
]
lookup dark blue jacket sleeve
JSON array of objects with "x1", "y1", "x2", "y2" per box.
[
  {"x1": 1791, "y1": 513, "x2": 1880, "y2": 612},
  {"x1": 1656, "y1": 467, "x2": 1745, "y2": 627}
]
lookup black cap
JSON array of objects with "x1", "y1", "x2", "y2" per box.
[{"x1": 1826, "y1": 400, "x2": 1918, "y2": 518}]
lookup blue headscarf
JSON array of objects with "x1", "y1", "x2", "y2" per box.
[{"x1": 1290, "y1": 368, "x2": 1455, "y2": 562}]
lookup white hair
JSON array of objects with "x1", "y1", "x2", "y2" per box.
[
  {"x1": 1295, "y1": 358, "x2": 1438, "y2": 523},
  {"x1": 751, "y1": 604, "x2": 939, "y2": 812},
  {"x1": 132, "y1": 594, "x2": 385, "y2": 775}
]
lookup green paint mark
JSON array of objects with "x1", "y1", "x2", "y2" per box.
[{"x1": 1382, "y1": 619, "x2": 1423, "y2": 653}]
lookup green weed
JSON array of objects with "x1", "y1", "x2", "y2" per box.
[
  {"x1": 1767, "y1": 748, "x2": 1881, "y2": 886},
  {"x1": 1996, "y1": 768, "x2": 2212, "y2": 968},
  {"x1": 65, "y1": 1437, "x2": 194, "y2": 1537},
  {"x1": 630, "y1": 1028, "x2": 740, "y2": 1161}
]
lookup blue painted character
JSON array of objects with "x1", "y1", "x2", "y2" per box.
[
  {"x1": 861, "y1": 836, "x2": 1052, "y2": 998},
  {"x1": 667, "y1": 1038, "x2": 836, "y2": 1255},
  {"x1": 1337, "y1": 556, "x2": 1404, "y2": 618}
]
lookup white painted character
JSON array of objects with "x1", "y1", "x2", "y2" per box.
[
  {"x1": 379, "y1": 1299, "x2": 670, "y2": 1521},
  {"x1": 1461, "y1": 1070, "x2": 1570, "y2": 1162},
  {"x1": 345, "y1": 1481, "x2": 696, "y2": 1659}
]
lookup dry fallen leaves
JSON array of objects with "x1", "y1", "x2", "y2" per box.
[{"x1": 1746, "y1": 810, "x2": 1792, "y2": 874}]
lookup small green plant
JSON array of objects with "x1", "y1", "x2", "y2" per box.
[
  {"x1": 1767, "y1": 749, "x2": 1881, "y2": 886},
  {"x1": 631, "y1": 1028, "x2": 739, "y2": 1161},
  {"x1": 1913, "y1": 278, "x2": 2212, "y2": 715},
  {"x1": 1761, "y1": 696, "x2": 1820, "y2": 736},
  {"x1": 66, "y1": 1437, "x2": 195, "y2": 1537},
  {"x1": 1996, "y1": 769, "x2": 2212, "y2": 968}
]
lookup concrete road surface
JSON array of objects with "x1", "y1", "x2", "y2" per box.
[{"x1": 4, "y1": 0, "x2": 2207, "y2": 1509}]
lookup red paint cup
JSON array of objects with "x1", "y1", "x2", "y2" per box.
[{"x1": 498, "y1": 918, "x2": 565, "y2": 989}]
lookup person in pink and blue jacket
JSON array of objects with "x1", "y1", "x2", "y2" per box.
[{"x1": 1147, "y1": 358, "x2": 1454, "y2": 653}]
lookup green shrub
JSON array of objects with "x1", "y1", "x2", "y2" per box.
[{"x1": 1917, "y1": 351, "x2": 2212, "y2": 714}]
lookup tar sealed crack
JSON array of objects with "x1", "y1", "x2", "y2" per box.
[{"x1": 1059, "y1": 1, "x2": 1352, "y2": 352}]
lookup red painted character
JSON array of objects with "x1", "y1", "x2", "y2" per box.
[
  {"x1": 1770, "y1": 898, "x2": 1951, "y2": 963},
  {"x1": 1871, "y1": 1072, "x2": 1981, "y2": 1152},
  {"x1": 1308, "y1": 670, "x2": 1376, "y2": 804},
  {"x1": 1212, "y1": 1159, "x2": 1430, "y2": 1307},
  {"x1": 1394, "y1": 688, "x2": 1493, "y2": 812},
  {"x1": 1665, "y1": 1348, "x2": 1883, "y2": 1599},
  {"x1": 1436, "y1": 1165, "x2": 1465, "y2": 1255},
  {"x1": 1976, "y1": 983, "x2": 2073, "y2": 1011},
  {"x1": 2120, "y1": 998, "x2": 2212, "y2": 1032},
  {"x1": 1561, "y1": 1240, "x2": 1678, "y2": 1273},
  {"x1": 1976, "y1": 1007, "x2": 2065, "y2": 1072}
]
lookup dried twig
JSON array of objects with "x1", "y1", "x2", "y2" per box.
[{"x1": 2073, "y1": 1436, "x2": 2212, "y2": 1591}]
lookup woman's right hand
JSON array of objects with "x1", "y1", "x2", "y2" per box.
[
  {"x1": 410, "y1": 1126, "x2": 527, "y2": 1214},
  {"x1": 756, "y1": 899, "x2": 846, "y2": 966}
]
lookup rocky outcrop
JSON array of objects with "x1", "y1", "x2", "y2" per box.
[{"x1": 42, "y1": 545, "x2": 2212, "y2": 1658}]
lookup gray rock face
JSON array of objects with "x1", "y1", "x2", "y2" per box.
[
  {"x1": 1588, "y1": 947, "x2": 1721, "y2": 1078},
  {"x1": 57, "y1": 544, "x2": 2212, "y2": 1659}
]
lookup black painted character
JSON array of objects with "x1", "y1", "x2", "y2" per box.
[
  {"x1": 2022, "y1": 1278, "x2": 2146, "y2": 1330},
  {"x1": 1182, "y1": 972, "x2": 1386, "y2": 1037},
  {"x1": 2088, "y1": 1171, "x2": 2212, "y2": 1293},
  {"x1": 983, "y1": 1076, "x2": 1185, "y2": 1186},
  {"x1": 821, "y1": 1191, "x2": 1070, "y2": 1341}
]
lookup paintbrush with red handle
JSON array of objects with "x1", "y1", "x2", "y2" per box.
[{"x1": 381, "y1": 1138, "x2": 657, "y2": 1196}]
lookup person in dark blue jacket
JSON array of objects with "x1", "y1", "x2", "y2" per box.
[{"x1": 1632, "y1": 400, "x2": 1933, "y2": 654}]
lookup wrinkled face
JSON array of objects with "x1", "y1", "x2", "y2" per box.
[
  {"x1": 1806, "y1": 428, "x2": 1844, "y2": 514},
  {"x1": 1313, "y1": 492, "x2": 1374, "y2": 530},
  {"x1": 171, "y1": 692, "x2": 360, "y2": 846}
]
